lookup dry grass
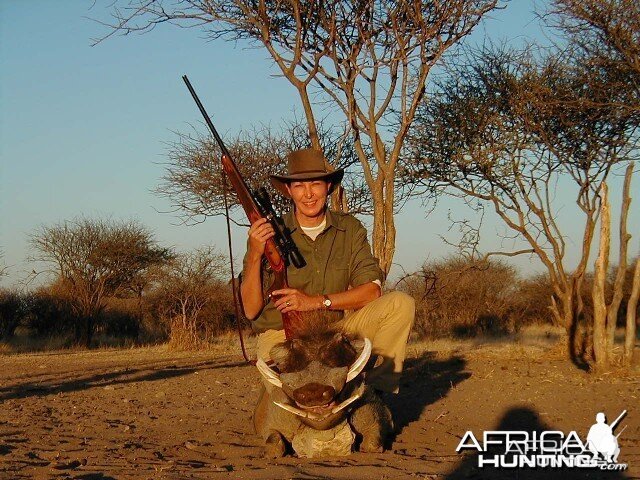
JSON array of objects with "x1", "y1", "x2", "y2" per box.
[
  {"x1": 406, "y1": 324, "x2": 568, "y2": 362},
  {"x1": 206, "y1": 329, "x2": 256, "y2": 356},
  {"x1": 0, "y1": 332, "x2": 77, "y2": 355},
  {"x1": 0, "y1": 329, "x2": 159, "y2": 356}
]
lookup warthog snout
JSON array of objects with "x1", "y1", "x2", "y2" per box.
[{"x1": 293, "y1": 382, "x2": 336, "y2": 407}]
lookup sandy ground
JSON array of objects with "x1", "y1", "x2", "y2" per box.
[{"x1": 1, "y1": 331, "x2": 639, "y2": 480}]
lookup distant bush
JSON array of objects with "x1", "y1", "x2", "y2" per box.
[
  {"x1": 509, "y1": 274, "x2": 556, "y2": 326},
  {"x1": 22, "y1": 286, "x2": 77, "y2": 337},
  {"x1": 151, "y1": 280, "x2": 236, "y2": 349},
  {"x1": 0, "y1": 289, "x2": 27, "y2": 340},
  {"x1": 97, "y1": 297, "x2": 141, "y2": 340},
  {"x1": 399, "y1": 255, "x2": 640, "y2": 341},
  {"x1": 398, "y1": 257, "x2": 519, "y2": 339},
  {"x1": 144, "y1": 247, "x2": 237, "y2": 349}
]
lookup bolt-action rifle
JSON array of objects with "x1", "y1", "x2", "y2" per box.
[{"x1": 182, "y1": 75, "x2": 305, "y2": 339}]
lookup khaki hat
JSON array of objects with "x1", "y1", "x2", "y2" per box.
[{"x1": 270, "y1": 148, "x2": 344, "y2": 198}]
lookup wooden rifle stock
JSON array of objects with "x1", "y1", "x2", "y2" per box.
[{"x1": 182, "y1": 75, "x2": 302, "y2": 338}]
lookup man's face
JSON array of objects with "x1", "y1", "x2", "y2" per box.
[{"x1": 286, "y1": 180, "x2": 331, "y2": 222}]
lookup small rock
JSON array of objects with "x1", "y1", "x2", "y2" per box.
[
  {"x1": 213, "y1": 465, "x2": 234, "y2": 472},
  {"x1": 40, "y1": 451, "x2": 60, "y2": 461},
  {"x1": 184, "y1": 441, "x2": 200, "y2": 451},
  {"x1": 50, "y1": 459, "x2": 82, "y2": 470}
]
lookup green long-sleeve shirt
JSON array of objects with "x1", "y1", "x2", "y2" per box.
[{"x1": 243, "y1": 209, "x2": 383, "y2": 333}]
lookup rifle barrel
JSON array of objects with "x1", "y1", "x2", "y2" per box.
[{"x1": 181, "y1": 75, "x2": 231, "y2": 158}]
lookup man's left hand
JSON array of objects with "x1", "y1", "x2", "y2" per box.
[{"x1": 271, "y1": 288, "x2": 320, "y2": 313}]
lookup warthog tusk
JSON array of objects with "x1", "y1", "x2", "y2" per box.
[
  {"x1": 330, "y1": 393, "x2": 360, "y2": 414},
  {"x1": 256, "y1": 357, "x2": 283, "y2": 389},
  {"x1": 274, "y1": 401, "x2": 310, "y2": 418},
  {"x1": 346, "y1": 338, "x2": 372, "y2": 383},
  {"x1": 274, "y1": 390, "x2": 363, "y2": 420}
]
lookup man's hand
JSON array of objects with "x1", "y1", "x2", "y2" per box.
[
  {"x1": 272, "y1": 288, "x2": 321, "y2": 313},
  {"x1": 247, "y1": 217, "x2": 275, "y2": 259}
]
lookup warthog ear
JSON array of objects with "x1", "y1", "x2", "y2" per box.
[
  {"x1": 269, "y1": 342, "x2": 291, "y2": 366},
  {"x1": 346, "y1": 338, "x2": 372, "y2": 383},
  {"x1": 333, "y1": 332, "x2": 349, "y2": 342}
]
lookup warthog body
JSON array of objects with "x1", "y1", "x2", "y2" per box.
[{"x1": 253, "y1": 321, "x2": 393, "y2": 457}]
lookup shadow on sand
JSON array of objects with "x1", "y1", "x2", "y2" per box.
[
  {"x1": 444, "y1": 407, "x2": 631, "y2": 479},
  {"x1": 0, "y1": 359, "x2": 250, "y2": 402},
  {"x1": 387, "y1": 351, "x2": 470, "y2": 435}
]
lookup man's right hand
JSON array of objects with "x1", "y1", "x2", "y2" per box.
[{"x1": 247, "y1": 217, "x2": 275, "y2": 259}]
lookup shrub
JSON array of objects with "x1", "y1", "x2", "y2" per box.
[
  {"x1": 0, "y1": 289, "x2": 26, "y2": 339},
  {"x1": 398, "y1": 257, "x2": 519, "y2": 339},
  {"x1": 22, "y1": 287, "x2": 77, "y2": 337}
]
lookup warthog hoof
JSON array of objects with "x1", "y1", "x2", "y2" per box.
[
  {"x1": 265, "y1": 431, "x2": 287, "y2": 458},
  {"x1": 359, "y1": 438, "x2": 385, "y2": 453}
]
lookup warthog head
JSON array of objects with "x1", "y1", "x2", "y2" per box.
[{"x1": 256, "y1": 320, "x2": 371, "y2": 430}]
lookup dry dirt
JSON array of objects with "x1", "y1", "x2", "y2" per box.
[{"x1": 1, "y1": 331, "x2": 639, "y2": 480}]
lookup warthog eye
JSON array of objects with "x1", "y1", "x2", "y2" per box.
[{"x1": 319, "y1": 338, "x2": 357, "y2": 368}]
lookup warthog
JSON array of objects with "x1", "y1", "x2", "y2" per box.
[{"x1": 253, "y1": 320, "x2": 394, "y2": 457}]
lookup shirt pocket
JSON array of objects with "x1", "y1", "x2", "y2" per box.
[
  {"x1": 325, "y1": 257, "x2": 350, "y2": 293},
  {"x1": 286, "y1": 264, "x2": 311, "y2": 292}
]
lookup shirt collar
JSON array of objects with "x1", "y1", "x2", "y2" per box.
[
  {"x1": 283, "y1": 208, "x2": 346, "y2": 233},
  {"x1": 324, "y1": 208, "x2": 346, "y2": 231}
]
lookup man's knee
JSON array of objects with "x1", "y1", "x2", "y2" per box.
[{"x1": 381, "y1": 291, "x2": 415, "y2": 321}]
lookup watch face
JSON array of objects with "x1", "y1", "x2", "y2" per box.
[{"x1": 323, "y1": 298, "x2": 331, "y2": 307}]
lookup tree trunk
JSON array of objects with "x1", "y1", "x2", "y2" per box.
[
  {"x1": 136, "y1": 290, "x2": 143, "y2": 342},
  {"x1": 380, "y1": 174, "x2": 397, "y2": 278},
  {"x1": 606, "y1": 164, "x2": 633, "y2": 357},
  {"x1": 86, "y1": 316, "x2": 94, "y2": 348},
  {"x1": 592, "y1": 183, "x2": 610, "y2": 370},
  {"x1": 370, "y1": 179, "x2": 395, "y2": 279},
  {"x1": 625, "y1": 256, "x2": 640, "y2": 366}
]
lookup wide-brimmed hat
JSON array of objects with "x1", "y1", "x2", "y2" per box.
[{"x1": 270, "y1": 148, "x2": 344, "y2": 198}]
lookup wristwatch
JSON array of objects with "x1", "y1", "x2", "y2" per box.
[{"x1": 322, "y1": 295, "x2": 332, "y2": 309}]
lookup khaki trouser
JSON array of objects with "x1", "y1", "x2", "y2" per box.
[{"x1": 256, "y1": 291, "x2": 415, "y2": 393}]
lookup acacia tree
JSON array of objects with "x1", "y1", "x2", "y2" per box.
[
  {"x1": 29, "y1": 218, "x2": 171, "y2": 346},
  {"x1": 404, "y1": 46, "x2": 637, "y2": 363},
  {"x1": 551, "y1": 0, "x2": 639, "y2": 116},
  {"x1": 98, "y1": 0, "x2": 499, "y2": 276}
]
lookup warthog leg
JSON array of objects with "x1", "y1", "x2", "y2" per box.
[{"x1": 348, "y1": 389, "x2": 394, "y2": 453}]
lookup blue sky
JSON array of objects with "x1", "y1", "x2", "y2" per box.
[{"x1": 1, "y1": 1, "x2": 637, "y2": 287}]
